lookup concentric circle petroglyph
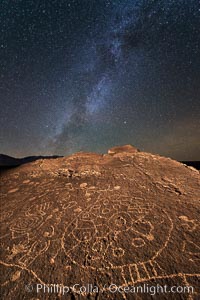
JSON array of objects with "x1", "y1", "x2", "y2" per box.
[
  {"x1": 63, "y1": 198, "x2": 173, "y2": 269},
  {"x1": 10, "y1": 216, "x2": 42, "y2": 233}
]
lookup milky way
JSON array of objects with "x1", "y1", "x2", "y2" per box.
[{"x1": 1, "y1": 0, "x2": 200, "y2": 160}]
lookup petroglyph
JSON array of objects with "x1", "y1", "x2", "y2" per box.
[
  {"x1": 1, "y1": 146, "x2": 200, "y2": 299},
  {"x1": 7, "y1": 188, "x2": 19, "y2": 194},
  {"x1": 179, "y1": 215, "x2": 198, "y2": 232}
]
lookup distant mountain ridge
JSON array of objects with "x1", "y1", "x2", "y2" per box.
[
  {"x1": 181, "y1": 161, "x2": 200, "y2": 170},
  {"x1": 0, "y1": 154, "x2": 62, "y2": 168},
  {"x1": 0, "y1": 153, "x2": 199, "y2": 170}
]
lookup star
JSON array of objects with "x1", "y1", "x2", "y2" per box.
[{"x1": 0, "y1": 0, "x2": 199, "y2": 160}]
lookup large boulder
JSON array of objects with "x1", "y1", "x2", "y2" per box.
[
  {"x1": 108, "y1": 144, "x2": 139, "y2": 155},
  {"x1": 0, "y1": 146, "x2": 199, "y2": 299}
]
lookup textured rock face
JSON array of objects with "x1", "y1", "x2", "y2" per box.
[
  {"x1": 108, "y1": 144, "x2": 139, "y2": 155},
  {"x1": 0, "y1": 146, "x2": 200, "y2": 299}
]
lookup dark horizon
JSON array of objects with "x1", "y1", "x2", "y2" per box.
[
  {"x1": 1, "y1": 0, "x2": 200, "y2": 160},
  {"x1": 1, "y1": 151, "x2": 200, "y2": 169}
]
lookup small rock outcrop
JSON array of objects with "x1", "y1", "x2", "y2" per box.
[{"x1": 108, "y1": 144, "x2": 139, "y2": 155}]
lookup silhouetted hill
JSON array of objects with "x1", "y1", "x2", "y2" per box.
[
  {"x1": 0, "y1": 154, "x2": 21, "y2": 167},
  {"x1": 181, "y1": 161, "x2": 200, "y2": 170},
  {"x1": 0, "y1": 154, "x2": 62, "y2": 169}
]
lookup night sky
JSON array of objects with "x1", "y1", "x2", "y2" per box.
[{"x1": 1, "y1": 0, "x2": 200, "y2": 160}]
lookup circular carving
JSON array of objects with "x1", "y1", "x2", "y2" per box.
[
  {"x1": 63, "y1": 200, "x2": 172, "y2": 268},
  {"x1": 10, "y1": 216, "x2": 42, "y2": 233},
  {"x1": 132, "y1": 238, "x2": 145, "y2": 248}
]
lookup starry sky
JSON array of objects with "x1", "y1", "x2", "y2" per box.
[{"x1": 1, "y1": 0, "x2": 200, "y2": 160}]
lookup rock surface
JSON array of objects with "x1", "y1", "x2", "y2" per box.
[
  {"x1": 0, "y1": 146, "x2": 200, "y2": 299},
  {"x1": 108, "y1": 144, "x2": 139, "y2": 155}
]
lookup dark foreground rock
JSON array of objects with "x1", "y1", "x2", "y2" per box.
[{"x1": 0, "y1": 145, "x2": 200, "y2": 299}]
